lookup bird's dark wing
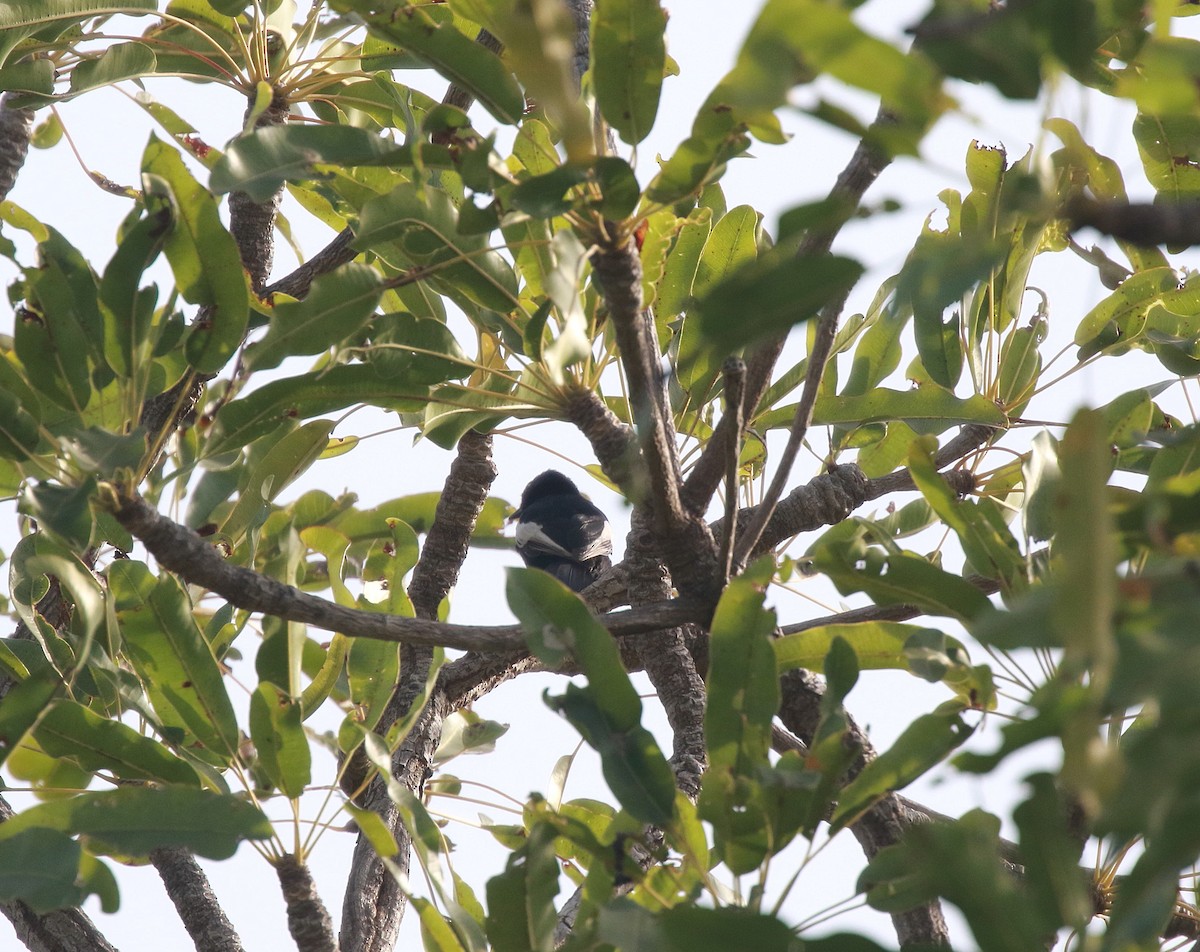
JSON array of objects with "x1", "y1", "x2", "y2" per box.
[{"x1": 514, "y1": 501, "x2": 612, "y2": 562}]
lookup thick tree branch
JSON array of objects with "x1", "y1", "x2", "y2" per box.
[
  {"x1": 719, "y1": 358, "x2": 746, "y2": 580},
  {"x1": 151, "y1": 847, "x2": 246, "y2": 952},
  {"x1": 277, "y1": 854, "x2": 337, "y2": 952},
  {"x1": 0, "y1": 93, "x2": 33, "y2": 203},
  {"x1": 341, "y1": 431, "x2": 497, "y2": 952},
  {"x1": 229, "y1": 90, "x2": 291, "y2": 292},
  {"x1": 263, "y1": 227, "x2": 358, "y2": 300},
  {"x1": 778, "y1": 669, "x2": 951, "y2": 947},
  {"x1": 1066, "y1": 195, "x2": 1200, "y2": 248},
  {"x1": 108, "y1": 487, "x2": 701, "y2": 649}
]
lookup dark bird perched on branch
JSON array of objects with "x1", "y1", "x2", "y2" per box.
[{"x1": 510, "y1": 470, "x2": 612, "y2": 592}]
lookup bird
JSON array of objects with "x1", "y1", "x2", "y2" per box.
[{"x1": 510, "y1": 470, "x2": 613, "y2": 592}]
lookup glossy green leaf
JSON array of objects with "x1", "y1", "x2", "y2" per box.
[
  {"x1": 830, "y1": 707, "x2": 973, "y2": 830},
  {"x1": 144, "y1": 138, "x2": 249, "y2": 374},
  {"x1": 0, "y1": 786, "x2": 271, "y2": 859},
  {"x1": 205, "y1": 365, "x2": 432, "y2": 457},
  {"x1": 68, "y1": 42, "x2": 156, "y2": 97},
  {"x1": 211, "y1": 125, "x2": 451, "y2": 202},
  {"x1": 109, "y1": 560, "x2": 239, "y2": 765},
  {"x1": 353, "y1": 3, "x2": 523, "y2": 126},
  {"x1": 690, "y1": 249, "x2": 863, "y2": 358},
  {"x1": 996, "y1": 324, "x2": 1042, "y2": 410},
  {"x1": 247, "y1": 264, "x2": 381, "y2": 372},
  {"x1": 656, "y1": 207, "x2": 711, "y2": 323},
  {"x1": 34, "y1": 699, "x2": 200, "y2": 785},
  {"x1": 510, "y1": 158, "x2": 640, "y2": 220},
  {"x1": 591, "y1": 0, "x2": 667, "y2": 145},
  {"x1": 249, "y1": 682, "x2": 311, "y2": 798},
  {"x1": 507, "y1": 568, "x2": 676, "y2": 827}
]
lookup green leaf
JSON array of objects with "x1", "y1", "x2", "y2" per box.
[
  {"x1": 1134, "y1": 112, "x2": 1200, "y2": 204},
  {"x1": 591, "y1": 0, "x2": 667, "y2": 145},
  {"x1": 510, "y1": 158, "x2": 640, "y2": 220},
  {"x1": 352, "y1": 4, "x2": 523, "y2": 126},
  {"x1": 143, "y1": 137, "x2": 249, "y2": 374},
  {"x1": 830, "y1": 707, "x2": 973, "y2": 830},
  {"x1": 0, "y1": 828, "x2": 81, "y2": 913},
  {"x1": 247, "y1": 264, "x2": 381, "y2": 372},
  {"x1": 211, "y1": 125, "x2": 451, "y2": 202},
  {"x1": 0, "y1": 786, "x2": 272, "y2": 859},
  {"x1": 690, "y1": 249, "x2": 863, "y2": 358},
  {"x1": 206, "y1": 365, "x2": 432, "y2": 457},
  {"x1": 249, "y1": 682, "x2": 311, "y2": 798},
  {"x1": 704, "y1": 559, "x2": 778, "y2": 776},
  {"x1": 507, "y1": 568, "x2": 676, "y2": 827},
  {"x1": 656, "y1": 206, "x2": 710, "y2": 323},
  {"x1": 109, "y1": 560, "x2": 239, "y2": 766},
  {"x1": 0, "y1": 673, "x2": 59, "y2": 770},
  {"x1": 219, "y1": 420, "x2": 336, "y2": 543},
  {"x1": 355, "y1": 182, "x2": 518, "y2": 314},
  {"x1": 34, "y1": 699, "x2": 201, "y2": 785},
  {"x1": 99, "y1": 207, "x2": 168, "y2": 377},
  {"x1": 68, "y1": 42, "x2": 156, "y2": 97},
  {"x1": 759, "y1": 387, "x2": 1007, "y2": 430},
  {"x1": 907, "y1": 436, "x2": 1025, "y2": 592},
  {"x1": 485, "y1": 822, "x2": 559, "y2": 952}
]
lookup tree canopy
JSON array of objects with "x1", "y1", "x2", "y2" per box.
[{"x1": 1, "y1": 1, "x2": 1200, "y2": 950}]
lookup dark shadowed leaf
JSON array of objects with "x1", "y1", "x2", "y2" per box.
[
  {"x1": 0, "y1": 787, "x2": 272, "y2": 859},
  {"x1": 109, "y1": 560, "x2": 239, "y2": 766},
  {"x1": 35, "y1": 699, "x2": 200, "y2": 785}
]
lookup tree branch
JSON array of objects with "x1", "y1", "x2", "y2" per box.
[
  {"x1": 0, "y1": 795, "x2": 118, "y2": 952},
  {"x1": 228, "y1": 90, "x2": 291, "y2": 292},
  {"x1": 107, "y1": 488, "x2": 702, "y2": 650},
  {"x1": 719, "y1": 358, "x2": 746, "y2": 580},
  {"x1": 276, "y1": 854, "x2": 337, "y2": 952},
  {"x1": 682, "y1": 115, "x2": 893, "y2": 514},
  {"x1": 777, "y1": 669, "x2": 951, "y2": 946},
  {"x1": 151, "y1": 847, "x2": 246, "y2": 952},
  {"x1": 263, "y1": 227, "x2": 358, "y2": 300},
  {"x1": 341, "y1": 431, "x2": 497, "y2": 952},
  {"x1": 1066, "y1": 195, "x2": 1200, "y2": 248},
  {"x1": 0, "y1": 93, "x2": 33, "y2": 203}
]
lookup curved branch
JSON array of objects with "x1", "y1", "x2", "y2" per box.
[{"x1": 108, "y1": 486, "x2": 703, "y2": 650}]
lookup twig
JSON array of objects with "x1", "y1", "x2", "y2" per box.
[{"x1": 719, "y1": 357, "x2": 746, "y2": 580}]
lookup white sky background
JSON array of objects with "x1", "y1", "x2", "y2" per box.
[{"x1": 0, "y1": 0, "x2": 1196, "y2": 948}]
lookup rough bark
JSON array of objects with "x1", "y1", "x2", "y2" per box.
[
  {"x1": 277, "y1": 854, "x2": 337, "y2": 952},
  {"x1": 340, "y1": 432, "x2": 496, "y2": 952},
  {"x1": 151, "y1": 848, "x2": 245, "y2": 952},
  {"x1": 0, "y1": 93, "x2": 33, "y2": 203},
  {"x1": 228, "y1": 90, "x2": 290, "y2": 292}
]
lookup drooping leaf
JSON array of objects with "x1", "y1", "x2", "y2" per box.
[
  {"x1": 143, "y1": 137, "x2": 249, "y2": 373},
  {"x1": 591, "y1": 0, "x2": 667, "y2": 145},
  {"x1": 34, "y1": 699, "x2": 201, "y2": 786},
  {"x1": 249, "y1": 681, "x2": 311, "y2": 798},
  {"x1": 0, "y1": 786, "x2": 272, "y2": 859},
  {"x1": 507, "y1": 568, "x2": 676, "y2": 827},
  {"x1": 247, "y1": 264, "x2": 381, "y2": 372},
  {"x1": 109, "y1": 560, "x2": 239, "y2": 766}
]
